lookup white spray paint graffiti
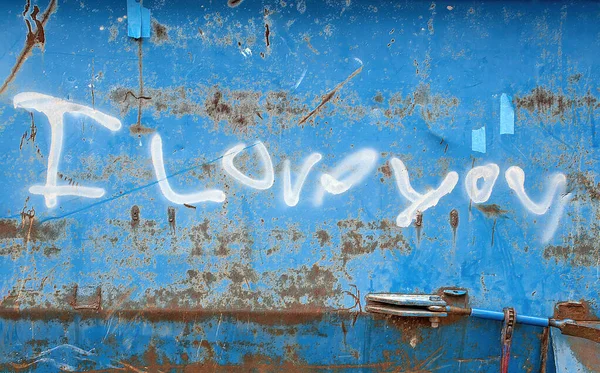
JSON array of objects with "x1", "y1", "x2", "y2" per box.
[
  {"x1": 151, "y1": 134, "x2": 226, "y2": 204},
  {"x1": 315, "y1": 149, "x2": 378, "y2": 206},
  {"x1": 505, "y1": 166, "x2": 570, "y2": 242},
  {"x1": 221, "y1": 142, "x2": 274, "y2": 190},
  {"x1": 465, "y1": 164, "x2": 500, "y2": 203},
  {"x1": 11, "y1": 92, "x2": 573, "y2": 243},
  {"x1": 283, "y1": 153, "x2": 322, "y2": 207},
  {"x1": 390, "y1": 158, "x2": 459, "y2": 228},
  {"x1": 13, "y1": 92, "x2": 122, "y2": 208},
  {"x1": 505, "y1": 166, "x2": 567, "y2": 215}
]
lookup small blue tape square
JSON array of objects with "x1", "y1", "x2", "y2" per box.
[{"x1": 472, "y1": 127, "x2": 486, "y2": 153}]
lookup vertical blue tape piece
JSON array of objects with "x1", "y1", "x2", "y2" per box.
[
  {"x1": 500, "y1": 93, "x2": 515, "y2": 135},
  {"x1": 127, "y1": 0, "x2": 141, "y2": 38},
  {"x1": 127, "y1": 0, "x2": 151, "y2": 39},
  {"x1": 472, "y1": 127, "x2": 486, "y2": 153},
  {"x1": 141, "y1": 7, "x2": 151, "y2": 38}
]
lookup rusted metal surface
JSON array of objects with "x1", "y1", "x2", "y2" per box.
[{"x1": 0, "y1": 0, "x2": 599, "y2": 371}]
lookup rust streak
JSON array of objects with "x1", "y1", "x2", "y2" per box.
[
  {"x1": 299, "y1": 65, "x2": 363, "y2": 124},
  {"x1": 123, "y1": 91, "x2": 152, "y2": 102},
  {"x1": 0, "y1": 0, "x2": 57, "y2": 95},
  {"x1": 22, "y1": 0, "x2": 31, "y2": 17},
  {"x1": 136, "y1": 39, "x2": 144, "y2": 128},
  {"x1": 265, "y1": 23, "x2": 270, "y2": 47}
]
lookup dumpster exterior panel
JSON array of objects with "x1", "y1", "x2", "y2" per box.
[{"x1": 0, "y1": 0, "x2": 598, "y2": 371}]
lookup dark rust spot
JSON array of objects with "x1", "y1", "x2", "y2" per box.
[
  {"x1": 449, "y1": 209, "x2": 459, "y2": 243},
  {"x1": 265, "y1": 23, "x2": 270, "y2": 47},
  {"x1": 130, "y1": 205, "x2": 140, "y2": 228},
  {"x1": 378, "y1": 162, "x2": 392, "y2": 180},
  {"x1": 449, "y1": 209, "x2": 459, "y2": 228},
  {"x1": 414, "y1": 211, "x2": 423, "y2": 244},
  {"x1": 167, "y1": 206, "x2": 176, "y2": 232},
  {"x1": 315, "y1": 229, "x2": 330, "y2": 247},
  {"x1": 43, "y1": 246, "x2": 60, "y2": 257},
  {"x1": 129, "y1": 123, "x2": 155, "y2": 135},
  {"x1": 227, "y1": 0, "x2": 244, "y2": 7},
  {"x1": 151, "y1": 19, "x2": 169, "y2": 44},
  {"x1": 475, "y1": 204, "x2": 507, "y2": 218}
]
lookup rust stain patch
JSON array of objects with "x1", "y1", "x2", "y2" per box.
[
  {"x1": 0, "y1": 0, "x2": 57, "y2": 95},
  {"x1": 475, "y1": 204, "x2": 507, "y2": 218},
  {"x1": 385, "y1": 83, "x2": 459, "y2": 126},
  {"x1": 315, "y1": 229, "x2": 330, "y2": 247},
  {"x1": 570, "y1": 172, "x2": 600, "y2": 202},
  {"x1": 150, "y1": 19, "x2": 169, "y2": 45},
  {"x1": 514, "y1": 86, "x2": 598, "y2": 123},
  {"x1": 167, "y1": 206, "x2": 176, "y2": 233},
  {"x1": 337, "y1": 219, "x2": 410, "y2": 256},
  {"x1": 378, "y1": 161, "x2": 392, "y2": 182},
  {"x1": 543, "y1": 233, "x2": 599, "y2": 267},
  {"x1": 0, "y1": 218, "x2": 63, "y2": 242}
]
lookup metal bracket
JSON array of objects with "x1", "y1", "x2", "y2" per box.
[{"x1": 501, "y1": 307, "x2": 516, "y2": 373}]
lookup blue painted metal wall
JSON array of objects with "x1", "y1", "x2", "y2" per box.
[{"x1": 0, "y1": 0, "x2": 598, "y2": 371}]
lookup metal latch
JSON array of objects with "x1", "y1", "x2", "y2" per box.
[{"x1": 365, "y1": 292, "x2": 600, "y2": 344}]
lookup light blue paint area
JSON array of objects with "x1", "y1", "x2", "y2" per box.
[
  {"x1": 127, "y1": 0, "x2": 150, "y2": 38},
  {"x1": 500, "y1": 93, "x2": 515, "y2": 134},
  {"x1": 472, "y1": 127, "x2": 486, "y2": 153}
]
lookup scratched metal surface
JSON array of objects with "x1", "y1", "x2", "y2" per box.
[{"x1": 0, "y1": 0, "x2": 598, "y2": 371}]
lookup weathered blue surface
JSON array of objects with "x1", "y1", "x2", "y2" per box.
[{"x1": 0, "y1": 0, "x2": 598, "y2": 371}]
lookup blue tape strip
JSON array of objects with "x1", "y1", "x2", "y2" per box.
[
  {"x1": 141, "y1": 6, "x2": 151, "y2": 38},
  {"x1": 127, "y1": 0, "x2": 151, "y2": 39},
  {"x1": 127, "y1": 0, "x2": 141, "y2": 38},
  {"x1": 500, "y1": 93, "x2": 514, "y2": 135},
  {"x1": 472, "y1": 127, "x2": 486, "y2": 153}
]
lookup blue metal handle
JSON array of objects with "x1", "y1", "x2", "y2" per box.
[{"x1": 470, "y1": 308, "x2": 549, "y2": 327}]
